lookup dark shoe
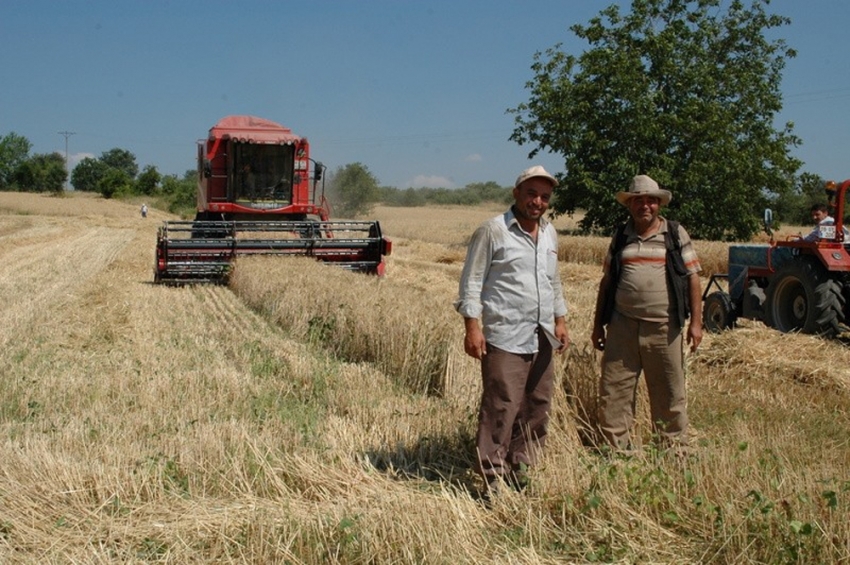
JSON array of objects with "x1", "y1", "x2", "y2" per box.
[
  {"x1": 486, "y1": 476, "x2": 502, "y2": 496},
  {"x1": 479, "y1": 476, "x2": 503, "y2": 504}
]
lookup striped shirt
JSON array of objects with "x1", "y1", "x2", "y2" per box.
[
  {"x1": 455, "y1": 208, "x2": 568, "y2": 354},
  {"x1": 603, "y1": 218, "x2": 700, "y2": 322}
]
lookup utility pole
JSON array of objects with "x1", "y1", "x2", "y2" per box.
[{"x1": 57, "y1": 131, "x2": 76, "y2": 190}]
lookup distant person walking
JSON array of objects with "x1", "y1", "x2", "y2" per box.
[
  {"x1": 455, "y1": 165, "x2": 570, "y2": 496},
  {"x1": 140, "y1": 203, "x2": 148, "y2": 218},
  {"x1": 591, "y1": 175, "x2": 702, "y2": 453}
]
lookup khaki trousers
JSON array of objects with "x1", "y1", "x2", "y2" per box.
[
  {"x1": 476, "y1": 334, "x2": 554, "y2": 479},
  {"x1": 598, "y1": 311, "x2": 688, "y2": 450}
]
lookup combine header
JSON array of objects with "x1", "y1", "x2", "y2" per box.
[{"x1": 154, "y1": 115, "x2": 391, "y2": 284}]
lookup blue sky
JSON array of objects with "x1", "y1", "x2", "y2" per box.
[{"x1": 3, "y1": 1, "x2": 850, "y2": 190}]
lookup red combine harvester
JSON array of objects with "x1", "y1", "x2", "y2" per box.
[{"x1": 154, "y1": 115, "x2": 391, "y2": 284}]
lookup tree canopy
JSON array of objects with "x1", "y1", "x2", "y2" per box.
[
  {"x1": 10, "y1": 152, "x2": 67, "y2": 194},
  {"x1": 327, "y1": 162, "x2": 380, "y2": 218},
  {"x1": 71, "y1": 157, "x2": 110, "y2": 192},
  {"x1": 509, "y1": 0, "x2": 801, "y2": 240},
  {"x1": 99, "y1": 148, "x2": 139, "y2": 180},
  {"x1": 0, "y1": 132, "x2": 32, "y2": 189},
  {"x1": 71, "y1": 148, "x2": 141, "y2": 197},
  {"x1": 135, "y1": 165, "x2": 162, "y2": 196}
]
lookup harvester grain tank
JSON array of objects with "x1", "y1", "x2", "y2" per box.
[
  {"x1": 702, "y1": 179, "x2": 850, "y2": 337},
  {"x1": 154, "y1": 116, "x2": 391, "y2": 284}
]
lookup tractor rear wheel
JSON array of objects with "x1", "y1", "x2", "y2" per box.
[
  {"x1": 704, "y1": 291, "x2": 736, "y2": 333},
  {"x1": 764, "y1": 258, "x2": 844, "y2": 336}
]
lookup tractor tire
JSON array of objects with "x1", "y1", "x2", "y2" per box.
[
  {"x1": 703, "y1": 291, "x2": 736, "y2": 333},
  {"x1": 763, "y1": 258, "x2": 844, "y2": 336}
]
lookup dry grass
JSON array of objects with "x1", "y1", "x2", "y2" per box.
[{"x1": 0, "y1": 194, "x2": 848, "y2": 563}]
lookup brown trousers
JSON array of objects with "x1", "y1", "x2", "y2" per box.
[
  {"x1": 476, "y1": 334, "x2": 554, "y2": 479},
  {"x1": 598, "y1": 311, "x2": 688, "y2": 450}
]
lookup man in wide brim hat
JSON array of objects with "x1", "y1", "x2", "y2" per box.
[
  {"x1": 616, "y1": 175, "x2": 672, "y2": 206},
  {"x1": 592, "y1": 172, "x2": 702, "y2": 455}
]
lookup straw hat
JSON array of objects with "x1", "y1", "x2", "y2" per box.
[
  {"x1": 616, "y1": 175, "x2": 672, "y2": 206},
  {"x1": 514, "y1": 165, "x2": 558, "y2": 189}
]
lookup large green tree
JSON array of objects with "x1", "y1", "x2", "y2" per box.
[
  {"x1": 10, "y1": 152, "x2": 67, "y2": 193},
  {"x1": 135, "y1": 164, "x2": 161, "y2": 195},
  {"x1": 509, "y1": 0, "x2": 801, "y2": 240},
  {"x1": 96, "y1": 168, "x2": 132, "y2": 199},
  {"x1": 99, "y1": 148, "x2": 138, "y2": 180},
  {"x1": 161, "y1": 169, "x2": 198, "y2": 216},
  {"x1": 71, "y1": 148, "x2": 139, "y2": 192},
  {"x1": 71, "y1": 157, "x2": 109, "y2": 191},
  {"x1": 0, "y1": 132, "x2": 32, "y2": 189},
  {"x1": 328, "y1": 162, "x2": 380, "y2": 218}
]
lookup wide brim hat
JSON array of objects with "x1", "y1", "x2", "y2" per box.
[
  {"x1": 514, "y1": 165, "x2": 558, "y2": 189},
  {"x1": 616, "y1": 175, "x2": 672, "y2": 206}
]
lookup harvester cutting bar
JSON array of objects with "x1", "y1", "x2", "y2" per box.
[{"x1": 154, "y1": 220, "x2": 391, "y2": 284}]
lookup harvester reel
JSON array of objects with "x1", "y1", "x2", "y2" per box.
[
  {"x1": 703, "y1": 291, "x2": 736, "y2": 333},
  {"x1": 764, "y1": 258, "x2": 844, "y2": 336}
]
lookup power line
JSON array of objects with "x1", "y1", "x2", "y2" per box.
[{"x1": 57, "y1": 131, "x2": 76, "y2": 190}]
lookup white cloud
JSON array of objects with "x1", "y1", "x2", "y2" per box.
[
  {"x1": 69, "y1": 152, "x2": 95, "y2": 169},
  {"x1": 407, "y1": 174, "x2": 454, "y2": 189},
  {"x1": 464, "y1": 153, "x2": 482, "y2": 162}
]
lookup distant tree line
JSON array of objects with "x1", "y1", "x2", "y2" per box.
[
  {"x1": 0, "y1": 130, "x2": 838, "y2": 230},
  {"x1": 0, "y1": 131, "x2": 196, "y2": 214},
  {"x1": 378, "y1": 181, "x2": 513, "y2": 208},
  {"x1": 322, "y1": 163, "x2": 513, "y2": 217}
]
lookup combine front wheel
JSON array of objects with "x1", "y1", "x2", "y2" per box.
[
  {"x1": 764, "y1": 259, "x2": 844, "y2": 336},
  {"x1": 703, "y1": 291, "x2": 736, "y2": 333}
]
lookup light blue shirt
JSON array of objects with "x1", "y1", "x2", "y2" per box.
[
  {"x1": 455, "y1": 208, "x2": 567, "y2": 354},
  {"x1": 803, "y1": 216, "x2": 850, "y2": 242}
]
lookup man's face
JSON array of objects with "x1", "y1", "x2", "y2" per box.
[
  {"x1": 627, "y1": 194, "x2": 661, "y2": 224},
  {"x1": 512, "y1": 178, "x2": 554, "y2": 223},
  {"x1": 812, "y1": 209, "x2": 828, "y2": 224}
]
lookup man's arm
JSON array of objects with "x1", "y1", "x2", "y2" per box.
[
  {"x1": 686, "y1": 272, "x2": 703, "y2": 352},
  {"x1": 463, "y1": 317, "x2": 487, "y2": 359},
  {"x1": 455, "y1": 224, "x2": 492, "y2": 360},
  {"x1": 591, "y1": 273, "x2": 611, "y2": 351}
]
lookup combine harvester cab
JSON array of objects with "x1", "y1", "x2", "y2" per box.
[
  {"x1": 702, "y1": 179, "x2": 850, "y2": 338},
  {"x1": 154, "y1": 116, "x2": 391, "y2": 284}
]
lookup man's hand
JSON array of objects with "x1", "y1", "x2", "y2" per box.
[
  {"x1": 687, "y1": 320, "x2": 702, "y2": 352},
  {"x1": 554, "y1": 317, "x2": 570, "y2": 354},
  {"x1": 591, "y1": 325, "x2": 606, "y2": 352},
  {"x1": 463, "y1": 318, "x2": 487, "y2": 360}
]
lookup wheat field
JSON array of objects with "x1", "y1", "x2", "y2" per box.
[{"x1": 0, "y1": 192, "x2": 848, "y2": 563}]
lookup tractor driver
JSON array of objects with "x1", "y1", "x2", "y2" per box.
[{"x1": 801, "y1": 203, "x2": 848, "y2": 242}]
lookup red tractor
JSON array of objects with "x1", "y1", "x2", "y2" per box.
[
  {"x1": 155, "y1": 115, "x2": 391, "y2": 284},
  {"x1": 703, "y1": 179, "x2": 850, "y2": 337}
]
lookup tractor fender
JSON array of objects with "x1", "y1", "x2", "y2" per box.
[{"x1": 810, "y1": 245, "x2": 850, "y2": 272}]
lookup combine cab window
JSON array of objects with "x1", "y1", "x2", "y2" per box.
[{"x1": 233, "y1": 143, "x2": 295, "y2": 204}]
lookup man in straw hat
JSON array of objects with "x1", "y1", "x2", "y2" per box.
[
  {"x1": 455, "y1": 165, "x2": 570, "y2": 497},
  {"x1": 591, "y1": 174, "x2": 702, "y2": 453}
]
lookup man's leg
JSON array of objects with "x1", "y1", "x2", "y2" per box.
[
  {"x1": 598, "y1": 312, "x2": 642, "y2": 450},
  {"x1": 477, "y1": 346, "x2": 530, "y2": 480},
  {"x1": 509, "y1": 334, "x2": 554, "y2": 472},
  {"x1": 642, "y1": 321, "x2": 688, "y2": 447}
]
